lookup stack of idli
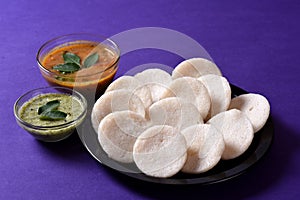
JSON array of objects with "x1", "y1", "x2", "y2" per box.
[{"x1": 91, "y1": 58, "x2": 270, "y2": 178}]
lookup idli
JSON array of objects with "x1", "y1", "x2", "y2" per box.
[
  {"x1": 133, "y1": 125, "x2": 187, "y2": 178},
  {"x1": 229, "y1": 93, "x2": 270, "y2": 133},
  {"x1": 105, "y1": 76, "x2": 141, "y2": 93},
  {"x1": 172, "y1": 58, "x2": 222, "y2": 79},
  {"x1": 198, "y1": 74, "x2": 231, "y2": 119},
  {"x1": 134, "y1": 68, "x2": 172, "y2": 86},
  {"x1": 149, "y1": 97, "x2": 203, "y2": 130},
  {"x1": 91, "y1": 90, "x2": 145, "y2": 133},
  {"x1": 207, "y1": 109, "x2": 254, "y2": 160},
  {"x1": 98, "y1": 111, "x2": 149, "y2": 163},
  {"x1": 161, "y1": 77, "x2": 211, "y2": 119},
  {"x1": 181, "y1": 124, "x2": 225, "y2": 174}
]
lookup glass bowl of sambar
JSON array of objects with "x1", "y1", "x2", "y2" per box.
[{"x1": 37, "y1": 33, "x2": 120, "y2": 99}]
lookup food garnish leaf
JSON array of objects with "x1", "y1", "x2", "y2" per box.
[
  {"x1": 39, "y1": 110, "x2": 67, "y2": 120},
  {"x1": 38, "y1": 99, "x2": 67, "y2": 120},
  {"x1": 53, "y1": 63, "x2": 80, "y2": 73},
  {"x1": 63, "y1": 52, "x2": 81, "y2": 66},
  {"x1": 38, "y1": 100, "x2": 60, "y2": 115},
  {"x1": 83, "y1": 53, "x2": 99, "y2": 68},
  {"x1": 53, "y1": 51, "x2": 99, "y2": 73}
]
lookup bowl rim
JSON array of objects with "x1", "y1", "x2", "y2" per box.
[
  {"x1": 14, "y1": 86, "x2": 87, "y2": 130},
  {"x1": 36, "y1": 33, "x2": 120, "y2": 79}
]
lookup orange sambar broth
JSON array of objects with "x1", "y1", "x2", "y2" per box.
[{"x1": 40, "y1": 42, "x2": 119, "y2": 99}]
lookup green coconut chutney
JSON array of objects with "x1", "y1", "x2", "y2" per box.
[{"x1": 18, "y1": 93, "x2": 85, "y2": 140}]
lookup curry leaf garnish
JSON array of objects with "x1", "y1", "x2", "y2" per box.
[
  {"x1": 53, "y1": 63, "x2": 80, "y2": 73},
  {"x1": 38, "y1": 100, "x2": 67, "y2": 120},
  {"x1": 83, "y1": 53, "x2": 99, "y2": 68},
  {"x1": 52, "y1": 51, "x2": 99, "y2": 73},
  {"x1": 38, "y1": 100, "x2": 60, "y2": 115},
  {"x1": 39, "y1": 110, "x2": 67, "y2": 121},
  {"x1": 63, "y1": 52, "x2": 81, "y2": 66}
]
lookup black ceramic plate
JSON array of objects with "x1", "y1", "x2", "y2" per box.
[{"x1": 77, "y1": 84, "x2": 274, "y2": 185}]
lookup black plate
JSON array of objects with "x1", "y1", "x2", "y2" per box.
[{"x1": 77, "y1": 84, "x2": 274, "y2": 185}]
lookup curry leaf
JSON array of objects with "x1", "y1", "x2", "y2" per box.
[
  {"x1": 63, "y1": 52, "x2": 81, "y2": 66},
  {"x1": 38, "y1": 100, "x2": 60, "y2": 115},
  {"x1": 39, "y1": 110, "x2": 67, "y2": 120},
  {"x1": 53, "y1": 63, "x2": 80, "y2": 73},
  {"x1": 83, "y1": 53, "x2": 99, "y2": 68}
]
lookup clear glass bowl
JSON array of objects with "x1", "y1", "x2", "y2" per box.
[
  {"x1": 36, "y1": 33, "x2": 120, "y2": 99},
  {"x1": 14, "y1": 86, "x2": 87, "y2": 142}
]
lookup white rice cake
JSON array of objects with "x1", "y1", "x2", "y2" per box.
[
  {"x1": 98, "y1": 111, "x2": 149, "y2": 163},
  {"x1": 229, "y1": 93, "x2": 270, "y2": 133},
  {"x1": 149, "y1": 97, "x2": 203, "y2": 130},
  {"x1": 207, "y1": 109, "x2": 254, "y2": 160},
  {"x1": 105, "y1": 76, "x2": 153, "y2": 109},
  {"x1": 131, "y1": 84, "x2": 153, "y2": 110},
  {"x1": 105, "y1": 76, "x2": 141, "y2": 93},
  {"x1": 181, "y1": 124, "x2": 225, "y2": 174},
  {"x1": 198, "y1": 74, "x2": 231, "y2": 120},
  {"x1": 142, "y1": 83, "x2": 173, "y2": 104},
  {"x1": 172, "y1": 58, "x2": 222, "y2": 79},
  {"x1": 91, "y1": 90, "x2": 145, "y2": 133},
  {"x1": 161, "y1": 77, "x2": 211, "y2": 119},
  {"x1": 134, "y1": 68, "x2": 172, "y2": 86},
  {"x1": 133, "y1": 125, "x2": 187, "y2": 178}
]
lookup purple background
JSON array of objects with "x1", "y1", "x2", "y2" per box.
[{"x1": 1, "y1": 0, "x2": 299, "y2": 199}]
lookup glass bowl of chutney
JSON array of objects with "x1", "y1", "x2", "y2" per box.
[{"x1": 14, "y1": 86, "x2": 87, "y2": 142}]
